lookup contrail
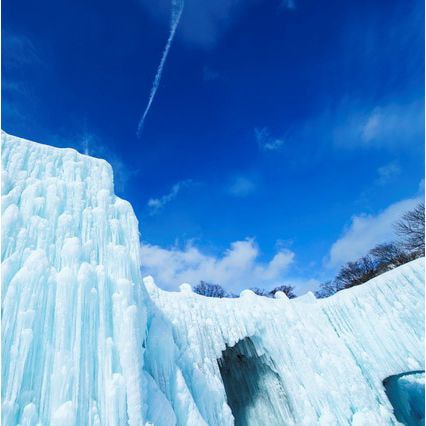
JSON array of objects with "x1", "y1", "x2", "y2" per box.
[{"x1": 137, "y1": 0, "x2": 184, "y2": 137}]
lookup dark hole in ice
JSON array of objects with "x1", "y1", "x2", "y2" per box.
[
  {"x1": 383, "y1": 370, "x2": 425, "y2": 426},
  {"x1": 218, "y1": 337, "x2": 293, "y2": 426}
]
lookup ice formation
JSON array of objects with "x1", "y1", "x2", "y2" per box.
[
  {"x1": 383, "y1": 371, "x2": 425, "y2": 425},
  {"x1": 145, "y1": 259, "x2": 425, "y2": 426},
  {"x1": 2, "y1": 132, "x2": 425, "y2": 425},
  {"x1": 2, "y1": 133, "x2": 149, "y2": 425}
]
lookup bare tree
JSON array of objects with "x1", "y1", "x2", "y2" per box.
[
  {"x1": 315, "y1": 280, "x2": 344, "y2": 298},
  {"x1": 269, "y1": 285, "x2": 296, "y2": 299},
  {"x1": 335, "y1": 255, "x2": 380, "y2": 289},
  {"x1": 249, "y1": 287, "x2": 269, "y2": 297},
  {"x1": 194, "y1": 281, "x2": 226, "y2": 298},
  {"x1": 369, "y1": 242, "x2": 414, "y2": 269},
  {"x1": 315, "y1": 203, "x2": 424, "y2": 297},
  {"x1": 394, "y1": 203, "x2": 425, "y2": 258}
]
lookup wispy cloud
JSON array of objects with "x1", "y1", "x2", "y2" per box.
[
  {"x1": 255, "y1": 127, "x2": 284, "y2": 152},
  {"x1": 281, "y1": 98, "x2": 424, "y2": 168},
  {"x1": 140, "y1": 238, "x2": 295, "y2": 292},
  {"x1": 227, "y1": 176, "x2": 256, "y2": 197},
  {"x1": 137, "y1": 0, "x2": 184, "y2": 137},
  {"x1": 148, "y1": 179, "x2": 193, "y2": 214},
  {"x1": 376, "y1": 161, "x2": 400, "y2": 185},
  {"x1": 326, "y1": 195, "x2": 422, "y2": 269},
  {"x1": 140, "y1": 0, "x2": 251, "y2": 48},
  {"x1": 3, "y1": 33, "x2": 43, "y2": 68},
  {"x1": 2, "y1": 32, "x2": 46, "y2": 129},
  {"x1": 141, "y1": 0, "x2": 295, "y2": 49},
  {"x1": 333, "y1": 100, "x2": 424, "y2": 150}
]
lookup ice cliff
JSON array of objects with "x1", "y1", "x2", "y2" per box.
[
  {"x1": 2, "y1": 132, "x2": 148, "y2": 425},
  {"x1": 1, "y1": 132, "x2": 424, "y2": 425}
]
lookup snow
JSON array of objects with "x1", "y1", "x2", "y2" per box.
[{"x1": 2, "y1": 132, "x2": 424, "y2": 425}]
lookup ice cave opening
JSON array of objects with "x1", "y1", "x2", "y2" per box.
[
  {"x1": 218, "y1": 337, "x2": 293, "y2": 426},
  {"x1": 383, "y1": 370, "x2": 425, "y2": 426}
]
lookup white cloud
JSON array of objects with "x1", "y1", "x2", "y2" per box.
[
  {"x1": 361, "y1": 108, "x2": 381, "y2": 142},
  {"x1": 227, "y1": 176, "x2": 256, "y2": 197},
  {"x1": 289, "y1": 278, "x2": 320, "y2": 294},
  {"x1": 255, "y1": 127, "x2": 284, "y2": 151},
  {"x1": 140, "y1": 239, "x2": 295, "y2": 293},
  {"x1": 376, "y1": 161, "x2": 400, "y2": 185},
  {"x1": 333, "y1": 100, "x2": 424, "y2": 150},
  {"x1": 327, "y1": 196, "x2": 421, "y2": 269},
  {"x1": 148, "y1": 180, "x2": 192, "y2": 214}
]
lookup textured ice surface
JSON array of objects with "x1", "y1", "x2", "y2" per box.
[
  {"x1": 145, "y1": 258, "x2": 425, "y2": 426},
  {"x1": 2, "y1": 132, "x2": 424, "y2": 425},
  {"x1": 1, "y1": 133, "x2": 150, "y2": 425}
]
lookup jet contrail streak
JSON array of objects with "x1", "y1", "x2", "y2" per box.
[{"x1": 137, "y1": 0, "x2": 184, "y2": 137}]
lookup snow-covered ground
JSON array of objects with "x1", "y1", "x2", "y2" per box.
[{"x1": 2, "y1": 132, "x2": 424, "y2": 425}]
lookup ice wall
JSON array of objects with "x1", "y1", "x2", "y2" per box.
[
  {"x1": 2, "y1": 132, "x2": 424, "y2": 426},
  {"x1": 1, "y1": 132, "x2": 151, "y2": 425},
  {"x1": 145, "y1": 258, "x2": 424, "y2": 425}
]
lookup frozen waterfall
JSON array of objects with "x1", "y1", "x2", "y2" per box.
[
  {"x1": 1, "y1": 132, "x2": 148, "y2": 425},
  {"x1": 1, "y1": 132, "x2": 424, "y2": 425}
]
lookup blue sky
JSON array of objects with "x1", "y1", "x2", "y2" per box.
[{"x1": 2, "y1": 0, "x2": 424, "y2": 293}]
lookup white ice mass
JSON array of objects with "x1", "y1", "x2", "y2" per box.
[{"x1": 1, "y1": 132, "x2": 424, "y2": 425}]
